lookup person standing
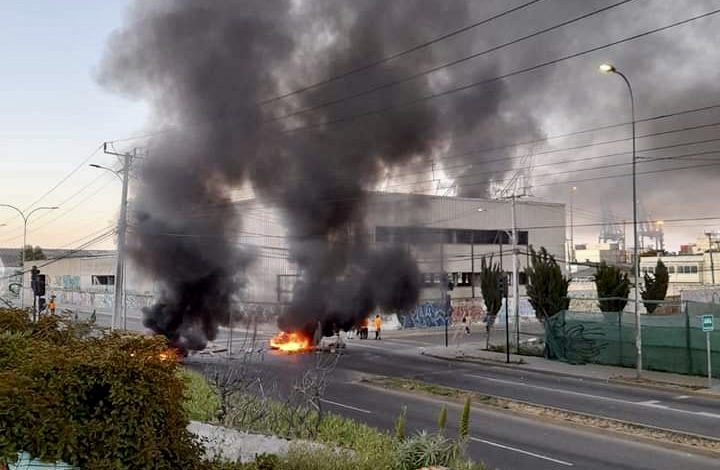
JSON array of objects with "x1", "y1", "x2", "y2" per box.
[
  {"x1": 47, "y1": 295, "x2": 57, "y2": 315},
  {"x1": 360, "y1": 317, "x2": 369, "y2": 339},
  {"x1": 373, "y1": 314, "x2": 382, "y2": 340}
]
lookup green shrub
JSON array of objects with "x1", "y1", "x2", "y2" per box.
[
  {"x1": 180, "y1": 368, "x2": 221, "y2": 422},
  {"x1": 0, "y1": 308, "x2": 31, "y2": 333},
  {"x1": 0, "y1": 309, "x2": 205, "y2": 469},
  {"x1": 394, "y1": 406, "x2": 407, "y2": 441},
  {"x1": 282, "y1": 444, "x2": 374, "y2": 470},
  {"x1": 394, "y1": 431, "x2": 460, "y2": 470},
  {"x1": 437, "y1": 405, "x2": 447, "y2": 434}
]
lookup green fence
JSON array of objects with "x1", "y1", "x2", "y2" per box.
[{"x1": 545, "y1": 301, "x2": 720, "y2": 376}]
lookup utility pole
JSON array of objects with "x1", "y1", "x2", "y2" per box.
[
  {"x1": 511, "y1": 195, "x2": 521, "y2": 353},
  {"x1": 707, "y1": 232, "x2": 716, "y2": 285},
  {"x1": 441, "y1": 240, "x2": 448, "y2": 347},
  {"x1": 470, "y1": 233, "x2": 475, "y2": 298},
  {"x1": 98, "y1": 144, "x2": 137, "y2": 330}
]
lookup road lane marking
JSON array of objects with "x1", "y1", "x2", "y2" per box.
[
  {"x1": 468, "y1": 374, "x2": 639, "y2": 405},
  {"x1": 468, "y1": 375, "x2": 720, "y2": 420},
  {"x1": 470, "y1": 437, "x2": 574, "y2": 466},
  {"x1": 319, "y1": 398, "x2": 372, "y2": 414},
  {"x1": 675, "y1": 395, "x2": 690, "y2": 400}
]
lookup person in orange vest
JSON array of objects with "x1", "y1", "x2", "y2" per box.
[
  {"x1": 47, "y1": 295, "x2": 57, "y2": 315},
  {"x1": 373, "y1": 314, "x2": 382, "y2": 340}
]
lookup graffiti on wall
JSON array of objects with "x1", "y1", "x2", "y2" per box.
[
  {"x1": 450, "y1": 298, "x2": 486, "y2": 324},
  {"x1": 399, "y1": 302, "x2": 447, "y2": 328}
]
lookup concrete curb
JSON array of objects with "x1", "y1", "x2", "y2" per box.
[{"x1": 421, "y1": 350, "x2": 720, "y2": 399}]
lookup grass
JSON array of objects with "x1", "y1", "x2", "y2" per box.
[
  {"x1": 181, "y1": 370, "x2": 487, "y2": 469},
  {"x1": 180, "y1": 368, "x2": 221, "y2": 422},
  {"x1": 486, "y1": 342, "x2": 545, "y2": 357}
]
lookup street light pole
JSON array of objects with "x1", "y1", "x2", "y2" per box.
[
  {"x1": 600, "y1": 63, "x2": 642, "y2": 379},
  {"x1": 570, "y1": 186, "x2": 577, "y2": 264},
  {"x1": 0, "y1": 204, "x2": 59, "y2": 309}
]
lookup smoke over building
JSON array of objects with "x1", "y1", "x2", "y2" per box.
[
  {"x1": 97, "y1": 0, "x2": 720, "y2": 346},
  {"x1": 98, "y1": 0, "x2": 545, "y2": 346}
]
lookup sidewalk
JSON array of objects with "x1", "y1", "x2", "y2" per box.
[{"x1": 422, "y1": 339, "x2": 720, "y2": 396}]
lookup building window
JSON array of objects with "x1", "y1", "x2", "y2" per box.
[
  {"x1": 667, "y1": 266, "x2": 675, "y2": 274},
  {"x1": 691, "y1": 266, "x2": 698, "y2": 273},
  {"x1": 91, "y1": 275, "x2": 115, "y2": 286},
  {"x1": 375, "y1": 226, "x2": 529, "y2": 246}
]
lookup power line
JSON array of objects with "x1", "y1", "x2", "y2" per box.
[
  {"x1": 24, "y1": 143, "x2": 104, "y2": 211},
  {"x1": 268, "y1": 0, "x2": 637, "y2": 123},
  {"x1": 282, "y1": 7, "x2": 720, "y2": 134},
  {"x1": 0, "y1": 228, "x2": 116, "y2": 281},
  {"x1": 260, "y1": 0, "x2": 547, "y2": 105}
]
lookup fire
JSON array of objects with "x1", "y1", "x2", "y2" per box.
[{"x1": 270, "y1": 331, "x2": 312, "y2": 353}]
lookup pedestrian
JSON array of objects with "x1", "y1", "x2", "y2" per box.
[
  {"x1": 373, "y1": 314, "x2": 382, "y2": 340},
  {"x1": 48, "y1": 295, "x2": 57, "y2": 316},
  {"x1": 360, "y1": 317, "x2": 369, "y2": 339},
  {"x1": 313, "y1": 320, "x2": 323, "y2": 348},
  {"x1": 463, "y1": 315, "x2": 471, "y2": 335}
]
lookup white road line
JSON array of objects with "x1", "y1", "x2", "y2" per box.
[
  {"x1": 468, "y1": 374, "x2": 639, "y2": 406},
  {"x1": 469, "y1": 374, "x2": 720, "y2": 420},
  {"x1": 674, "y1": 395, "x2": 690, "y2": 400},
  {"x1": 319, "y1": 398, "x2": 372, "y2": 414},
  {"x1": 470, "y1": 437, "x2": 574, "y2": 466}
]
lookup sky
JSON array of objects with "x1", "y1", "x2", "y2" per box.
[
  {"x1": 1, "y1": 0, "x2": 719, "y2": 254},
  {"x1": 0, "y1": 0, "x2": 147, "y2": 250}
]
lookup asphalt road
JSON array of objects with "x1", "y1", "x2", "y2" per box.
[
  {"x1": 202, "y1": 328, "x2": 720, "y2": 439},
  {"x1": 187, "y1": 351, "x2": 720, "y2": 470}
]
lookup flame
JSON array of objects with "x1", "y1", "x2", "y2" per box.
[
  {"x1": 270, "y1": 331, "x2": 312, "y2": 353},
  {"x1": 158, "y1": 348, "x2": 179, "y2": 362}
]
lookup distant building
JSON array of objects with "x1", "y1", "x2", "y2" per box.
[
  {"x1": 641, "y1": 251, "x2": 720, "y2": 296},
  {"x1": 240, "y1": 192, "x2": 566, "y2": 311},
  {"x1": 574, "y1": 242, "x2": 625, "y2": 266}
]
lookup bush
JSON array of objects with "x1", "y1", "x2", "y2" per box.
[
  {"x1": 394, "y1": 431, "x2": 460, "y2": 470},
  {"x1": 181, "y1": 368, "x2": 220, "y2": 422},
  {"x1": 0, "y1": 309, "x2": 205, "y2": 469}
]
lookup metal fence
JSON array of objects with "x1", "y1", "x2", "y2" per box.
[{"x1": 545, "y1": 301, "x2": 720, "y2": 376}]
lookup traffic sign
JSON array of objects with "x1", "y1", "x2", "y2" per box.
[{"x1": 702, "y1": 315, "x2": 714, "y2": 332}]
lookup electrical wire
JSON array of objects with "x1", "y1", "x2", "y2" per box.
[{"x1": 282, "y1": 7, "x2": 720, "y2": 134}]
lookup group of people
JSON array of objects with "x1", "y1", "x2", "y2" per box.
[{"x1": 346, "y1": 314, "x2": 383, "y2": 340}]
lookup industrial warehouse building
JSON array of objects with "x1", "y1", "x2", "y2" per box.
[
  {"x1": 8, "y1": 193, "x2": 566, "y2": 324},
  {"x1": 239, "y1": 192, "x2": 566, "y2": 323}
]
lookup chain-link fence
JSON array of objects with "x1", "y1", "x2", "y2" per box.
[{"x1": 545, "y1": 301, "x2": 720, "y2": 376}]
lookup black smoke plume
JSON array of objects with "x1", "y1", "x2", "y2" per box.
[{"x1": 100, "y1": 1, "x2": 542, "y2": 346}]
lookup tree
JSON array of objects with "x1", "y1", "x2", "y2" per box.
[
  {"x1": 594, "y1": 261, "x2": 630, "y2": 312},
  {"x1": 479, "y1": 256, "x2": 503, "y2": 317},
  {"x1": 18, "y1": 245, "x2": 46, "y2": 265},
  {"x1": 525, "y1": 246, "x2": 570, "y2": 323},
  {"x1": 479, "y1": 256, "x2": 503, "y2": 348},
  {"x1": 641, "y1": 259, "x2": 669, "y2": 314}
]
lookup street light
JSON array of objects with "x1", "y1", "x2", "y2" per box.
[
  {"x1": 570, "y1": 186, "x2": 577, "y2": 265},
  {"x1": 599, "y1": 62, "x2": 642, "y2": 378},
  {"x1": 0, "y1": 204, "x2": 59, "y2": 309}
]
